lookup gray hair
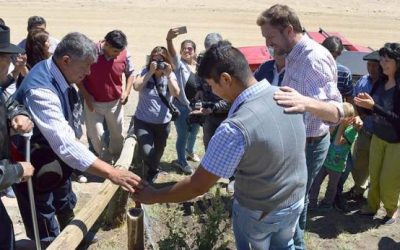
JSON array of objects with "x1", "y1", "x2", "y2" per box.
[
  {"x1": 53, "y1": 32, "x2": 97, "y2": 62},
  {"x1": 204, "y1": 33, "x2": 223, "y2": 50}
]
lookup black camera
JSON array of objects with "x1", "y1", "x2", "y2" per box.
[{"x1": 156, "y1": 60, "x2": 166, "y2": 70}]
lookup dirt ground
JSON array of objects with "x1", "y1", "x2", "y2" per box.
[{"x1": 1, "y1": 0, "x2": 400, "y2": 249}]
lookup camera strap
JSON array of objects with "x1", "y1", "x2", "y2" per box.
[{"x1": 153, "y1": 75, "x2": 175, "y2": 112}]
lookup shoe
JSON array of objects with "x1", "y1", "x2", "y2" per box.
[
  {"x1": 226, "y1": 180, "x2": 235, "y2": 195},
  {"x1": 77, "y1": 175, "x2": 88, "y2": 183},
  {"x1": 381, "y1": 216, "x2": 397, "y2": 225},
  {"x1": 186, "y1": 153, "x2": 201, "y2": 162},
  {"x1": 334, "y1": 195, "x2": 349, "y2": 212},
  {"x1": 172, "y1": 160, "x2": 193, "y2": 174}
]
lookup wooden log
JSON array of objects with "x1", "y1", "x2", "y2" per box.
[
  {"x1": 127, "y1": 208, "x2": 144, "y2": 250},
  {"x1": 47, "y1": 136, "x2": 137, "y2": 250}
]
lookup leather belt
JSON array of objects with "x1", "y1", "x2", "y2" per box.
[{"x1": 306, "y1": 133, "x2": 328, "y2": 144}]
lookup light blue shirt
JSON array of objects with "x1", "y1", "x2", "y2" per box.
[
  {"x1": 353, "y1": 74, "x2": 374, "y2": 132},
  {"x1": 201, "y1": 80, "x2": 270, "y2": 178},
  {"x1": 23, "y1": 59, "x2": 97, "y2": 171}
]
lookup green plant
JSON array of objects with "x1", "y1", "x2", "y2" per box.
[
  {"x1": 158, "y1": 207, "x2": 190, "y2": 250},
  {"x1": 193, "y1": 188, "x2": 230, "y2": 250}
]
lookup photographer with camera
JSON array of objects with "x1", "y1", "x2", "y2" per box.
[
  {"x1": 167, "y1": 27, "x2": 202, "y2": 174},
  {"x1": 131, "y1": 46, "x2": 180, "y2": 182}
]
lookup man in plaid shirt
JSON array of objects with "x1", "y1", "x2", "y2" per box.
[{"x1": 257, "y1": 4, "x2": 343, "y2": 250}]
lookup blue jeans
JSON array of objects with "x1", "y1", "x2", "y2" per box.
[
  {"x1": 233, "y1": 198, "x2": 304, "y2": 250},
  {"x1": 293, "y1": 133, "x2": 330, "y2": 250},
  {"x1": 174, "y1": 103, "x2": 200, "y2": 166}
]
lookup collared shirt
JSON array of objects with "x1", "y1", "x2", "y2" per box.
[
  {"x1": 353, "y1": 74, "x2": 374, "y2": 133},
  {"x1": 337, "y1": 63, "x2": 353, "y2": 97},
  {"x1": 96, "y1": 42, "x2": 135, "y2": 76},
  {"x1": 201, "y1": 80, "x2": 269, "y2": 178},
  {"x1": 271, "y1": 63, "x2": 285, "y2": 86},
  {"x1": 282, "y1": 35, "x2": 343, "y2": 137},
  {"x1": 23, "y1": 58, "x2": 97, "y2": 171}
]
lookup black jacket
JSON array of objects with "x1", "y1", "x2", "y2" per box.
[{"x1": 0, "y1": 95, "x2": 30, "y2": 190}]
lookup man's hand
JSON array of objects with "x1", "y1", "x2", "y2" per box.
[
  {"x1": 132, "y1": 185, "x2": 159, "y2": 204},
  {"x1": 273, "y1": 86, "x2": 312, "y2": 113},
  {"x1": 11, "y1": 115, "x2": 33, "y2": 133},
  {"x1": 120, "y1": 92, "x2": 129, "y2": 105},
  {"x1": 108, "y1": 168, "x2": 147, "y2": 193},
  {"x1": 19, "y1": 161, "x2": 34, "y2": 182}
]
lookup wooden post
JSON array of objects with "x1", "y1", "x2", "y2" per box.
[
  {"x1": 127, "y1": 208, "x2": 144, "y2": 250},
  {"x1": 47, "y1": 136, "x2": 137, "y2": 250}
]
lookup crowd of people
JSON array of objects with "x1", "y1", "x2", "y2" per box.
[{"x1": 0, "y1": 3, "x2": 399, "y2": 250}]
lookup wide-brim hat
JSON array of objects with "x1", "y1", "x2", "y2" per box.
[
  {"x1": 363, "y1": 50, "x2": 379, "y2": 62},
  {"x1": 0, "y1": 24, "x2": 25, "y2": 54}
]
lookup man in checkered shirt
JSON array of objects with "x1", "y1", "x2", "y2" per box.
[{"x1": 257, "y1": 4, "x2": 343, "y2": 250}]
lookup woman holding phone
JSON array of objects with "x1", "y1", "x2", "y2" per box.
[
  {"x1": 166, "y1": 27, "x2": 201, "y2": 174},
  {"x1": 131, "y1": 46, "x2": 180, "y2": 182}
]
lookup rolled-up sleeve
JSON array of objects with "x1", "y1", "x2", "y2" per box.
[{"x1": 25, "y1": 89, "x2": 97, "y2": 171}]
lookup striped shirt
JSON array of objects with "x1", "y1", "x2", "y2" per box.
[
  {"x1": 282, "y1": 35, "x2": 343, "y2": 137},
  {"x1": 337, "y1": 63, "x2": 353, "y2": 97},
  {"x1": 23, "y1": 58, "x2": 97, "y2": 171},
  {"x1": 201, "y1": 80, "x2": 269, "y2": 178}
]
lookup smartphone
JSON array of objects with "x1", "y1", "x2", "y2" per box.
[{"x1": 176, "y1": 26, "x2": 187, "y2": 35}]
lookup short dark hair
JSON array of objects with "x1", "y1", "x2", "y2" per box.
[
  {"x1": 26, "y1": 29, "x2": 50, "y2": 67},
  {"x1": 197, "y1": 40, "x2": 252, "y2": 84},
  {"x1": 0, "y1": 18, "x2": 5, "y2": 26},
  {"x1": 257, "y1": 4, "x2": 302, "y2": 33},
  {"x1": 104, "y1": 30, "x2": 127, "y2": 50},
  {"x1": 379, "y1": 42, "x2": 400, "y2": 82},
  {"x1": 27, "y1": 16, "x2": 46, "y2": 31},
  {"x1": 322, "y1": 36, "x2": 344, "y2": 57}
]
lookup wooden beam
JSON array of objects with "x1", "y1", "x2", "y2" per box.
[
  {"x1": 127, "y1": 208, "x2": 144, "y2": 250},
  {"x1": 47, "y1": 136, "x2": 137, "y2": 250}
]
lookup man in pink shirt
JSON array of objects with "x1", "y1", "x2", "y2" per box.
[{"x1": 80, "y1": 30, "x2": 135, "y2": 162}]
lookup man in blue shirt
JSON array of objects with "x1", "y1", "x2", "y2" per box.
[
  {"x1": 134, "y1": 41, "x2": 307, "y2": 249},
  {"x1": 254, "y1": 46, "x2": 285, "y2": 86},
  {"x1": 322, "y1": 36, "x2": 353, "y2": 101}
]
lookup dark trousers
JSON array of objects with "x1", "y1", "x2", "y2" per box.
[
  {"x1": 133, "y1": 117, "x2": 170, "y2": 177},
  {"x1": 203, "y1": 115, "x2": 226, "y2": 150},
  {"x1": 0, "y1": 199, "x2": 15, "y2": 250},
  {"x1": 13, "y1": 178, "x2": 77, "y2": 246},
  {"x1": 309, "y1": 167, "x2": 342, "y2": 207}
]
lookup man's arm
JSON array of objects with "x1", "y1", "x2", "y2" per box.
[
  {"x1": 274, "y1": 86, "x2": 342, "y2": 123},
  {"x1": 133, "y1": 166, "x2": 219, "y2": 204},
  {"x1": 25, "y1": 88, "x2": 145, "y2": 192}
]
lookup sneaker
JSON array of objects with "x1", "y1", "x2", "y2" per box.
[
  {"x1": 381, "y1": 216, "x2": 397, "y2": 225},
  {"x1": 343, "y1": 187, "x2": 365, "y2": 201},
  {"x1": 226, "y1": 180, "x2": 235, "y2": 195},
  {"x1": 186, "y1": 153, "x2": 201, "y2": 162},
  {"x1": 172, "y1": 160, "x2": 193, "y2": 174},
  {"x1": 77, "y1": 175, "x2": 88, "y2": 183}
]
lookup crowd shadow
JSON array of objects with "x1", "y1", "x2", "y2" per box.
[{"x1": 307, "y1": 199, "x2": 383, "y2": 238}]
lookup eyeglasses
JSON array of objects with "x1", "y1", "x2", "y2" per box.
[{"x1": 183, "y1": 47, "x2": 194, "y2": 52}]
